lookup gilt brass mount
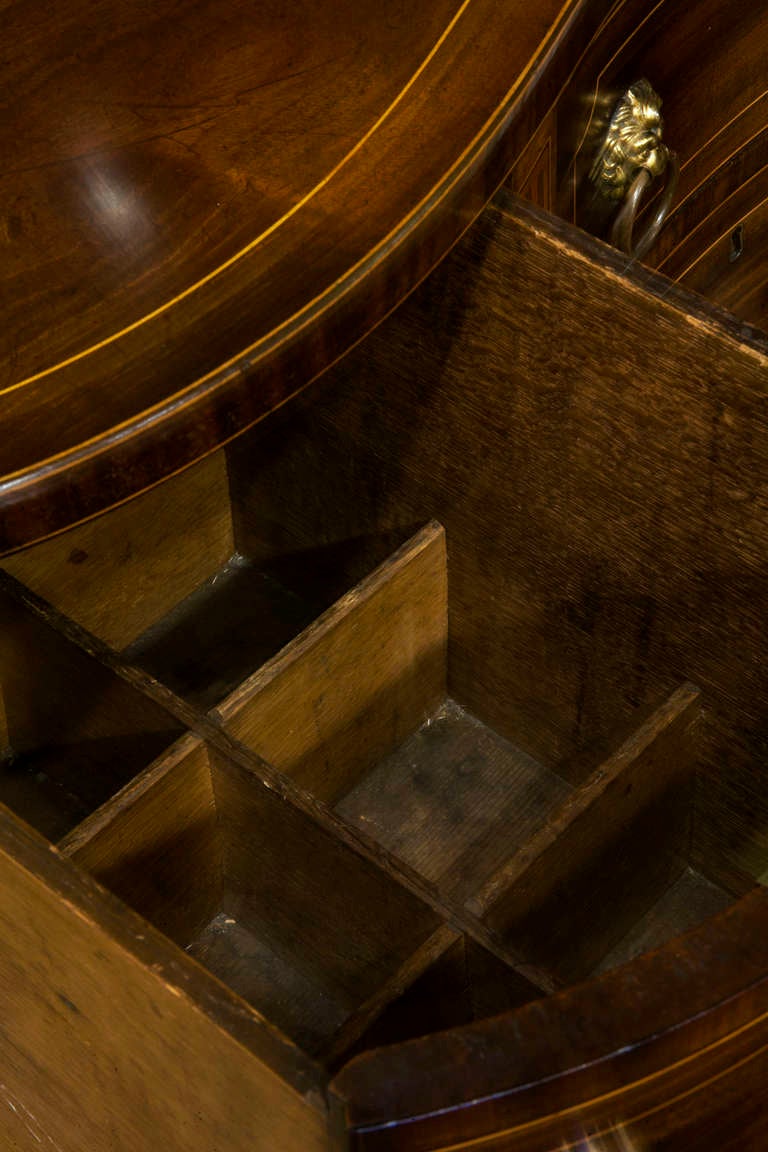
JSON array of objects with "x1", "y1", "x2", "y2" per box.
[{"x1": 590, "y1": 79, "x2": 669, "y2": 202}]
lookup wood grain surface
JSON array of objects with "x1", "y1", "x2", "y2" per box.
[
  {"x1": 2, "y1": 451, "x2": 235, "y2": 648},
  {"x1": 0, "y1": 570, "x2": 184, "y2": 839},
  {"x1": 208, "y1": 747, "x2": 456, "y2": 1062},
  {"x1": 475, "y1": 683, "x2": 701, "y2": 982},
  {"x1": 58, "y1": 723, "x2": 462, "y2": 1067},
  {"x1": 672, "y1": 192, "x2": 768, "y2": 327},
  {"x1": 0, "y1": 803, "x2": 337, "y2": 1152},
  {"x1": 0, "y1": 536, "x2": 560, "y2": 995},
  {"x1": 595, "y1": 865, "x2": 733, "y2": 975},
  {"x1": 346, "y1": 935, "x2": 542, "y2": 1059},
  {"x1": 59, "y1": 733, "x2": 222, "y2": 946},
  {"x1": 216, "y1": 523, "x2": 447, "y2": 804},
  {"x1": 337, "y1": 700, "x2": 573, "y2": 905},
  {"x1": 3, "y1": 9, "x2": 768, "y2": 1132}
]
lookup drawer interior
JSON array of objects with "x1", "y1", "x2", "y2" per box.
[
  {"x1": 0, "y1": 467, "x2": 735, "y2": 1063},
  {"x1": 3, "y1": 180, "x2": 759, "y2": 1061},
  {"x1": 1, "y1": 412, "x2": 746, "y2": 1059}
]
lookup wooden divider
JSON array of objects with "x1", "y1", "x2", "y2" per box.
[
  {"x1": 60, "y1": 734, "x2": 222, "y2": 947},
  {"x1": 0, "y1": 498, "x2": 712, "y2": 1076},
  {"x1": 2, "y1": 452, "x2": 235, "y2": 650},
  {"x1": 216, "y1": 521, "x2": 447, "y2": 805},
  {"x1": 345, "y1": 933, "x2": 544, "y2": 1061},
  {"x1": 472, "y1": 683, "x2": 702, "y2": 982},
  {"x1": 214, "y1": 521, "x2": 573, "y2": 916},
  {"x1": 208, "y1": 747, "x2": 458, "y2": 1063},
  {"x1": 0, "y1": 683, "x2": 8, "y2": 760},
  {"x1": 0, "y1": 573, "x2": 185, "y2": 841}
]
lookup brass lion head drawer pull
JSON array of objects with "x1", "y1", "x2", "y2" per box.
[
  {"x1": 610, "y1": 150, "x2": 680, "y2": 259},
  {"x1": 590, "y1": 79, "x2": 679, "y2": 259}
]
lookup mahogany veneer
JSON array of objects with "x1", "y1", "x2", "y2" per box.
[{"x1": 0, "y1": 0, "x2": 610, "y2": 550}]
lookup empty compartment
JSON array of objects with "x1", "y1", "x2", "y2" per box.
[
  {"x1": 2, "y1": 451, "x2": 333, "y2": 712},
  {"x1": 0, "y1": 573, "x2": 184, "y2": 841},
  {"x1": 215, "y1": 522, "x2": 576, "y2": 908},
  {"x1": 60, "y1": 734, "x2": 457, "y2": 1065},
  {"x1": 594, "y1": 866, "x2": 735, "y2": 975},
  {"x1": 471, "y1": 683, "x2": 737, "y2": 983}
]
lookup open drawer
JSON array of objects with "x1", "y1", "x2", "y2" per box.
[
  {"x1": 0, "y1": 181, "x2": 765, "y2": 1148},
  {"x1": 0, "y1": 516, "x2": 733, "y2": 1093}
]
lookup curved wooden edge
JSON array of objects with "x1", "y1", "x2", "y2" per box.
[
  {"x1": 0, "y1": 0, "x2": 614, "y2": 553},
  {"x1": 332, "y1": 886, "x2": 768, "y2": 1150}
]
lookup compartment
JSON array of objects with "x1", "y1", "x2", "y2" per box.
[
  {"x1": 0, "y1": 795, "x2": 335, "y2": 1152},
  {"x1": 0, "y1": 571, "x2": 184, "y2": 842},
  {"x1": 60, "y1": 732, "x2": 457, "y2": 1066},
  {"x1": 595, "y1": 866, "x2": 735, "y2": 975},
  {"x1": 2, "y1": 452, "x2": 330, "y2": 713},
  {"x1": 470, "y1": 682, "x2": 708, "y2": 983}
]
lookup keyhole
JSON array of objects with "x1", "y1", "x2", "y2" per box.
[{"x1": 729, "y1": 223, "x2": 744, "y2": 263}]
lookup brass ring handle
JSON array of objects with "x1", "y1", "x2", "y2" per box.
[{"x1": 610, "y1": 150, "x2": 679, "y2": 260}]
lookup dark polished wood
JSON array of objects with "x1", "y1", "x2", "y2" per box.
[
  {"x1": 4, "y1": 2, "x2": 768, "y2": 1149},
  {"x1": 0, "y1": 0, "x2": 606, "y2": 551}
]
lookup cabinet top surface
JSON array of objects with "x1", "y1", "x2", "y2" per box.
[{"x1": 0, "y1": 0, "x2": 576, "y2": 549}]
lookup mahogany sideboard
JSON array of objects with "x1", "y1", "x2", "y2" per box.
[{"x1": 1, "y1": 0, "x2": 768, "y2": 1148}]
